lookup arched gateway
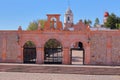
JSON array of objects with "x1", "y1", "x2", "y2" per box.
[
  {"x1": 23, "y1": 41, "x2": 36, "y2": 64},
  {"x1": 70, "y1": 42, "x2": 85, "y2": 65},
  {"x1": 44, "y1": 39, "x2": 63, "y2": 64}
]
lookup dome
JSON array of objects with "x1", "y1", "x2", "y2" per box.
[
  {"x1": 104, "y1": 12, "x2": 109, "y2": 17},
  {"x1": 65, "y1": 7, "x2": 73, "y2": 14}
]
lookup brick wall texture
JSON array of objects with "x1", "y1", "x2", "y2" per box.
[
  {"x1": 0, "y1": 30, "x2": 119, "y2": 65},
  {"x1": 90, "y1": 33, "x2": 107, "y2": 65}
]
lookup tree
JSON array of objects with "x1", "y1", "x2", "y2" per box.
[
  {"x1": 27, "y1": 21, "x2": 38, "y2": 30},
  {"x1": 44, "y1": 39, "x2": 61, "y2": 48},
  {"x1": 84, "y1": 19, "x2": 92, "y2": 26},
  {"x1": 27, "y1": 19, "x2": 46, "y2": 30},
  {"x1": 94, "y1": 18, "x2": 100, "y2": 27},
  {"x1": 24, "y1": 41, "x2": 36, "y2": 48},
  {"x1": 104, "y1": 13, "x2": 120, "y2": 29}
]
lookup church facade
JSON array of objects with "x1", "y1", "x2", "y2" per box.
[{"x1": 0, "y1": 8, "x2": 120, "y2": 66}]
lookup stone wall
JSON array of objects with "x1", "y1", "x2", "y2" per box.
[
  {"x1": 0, "y1": 30, "x2": 120, "y2": 65},
  {"x1": 0, "y1": 33, "x2": 3, "y2": 61},
  {"x1": 90, "y1": 31, "x2": 120, "y2": 66},
  {"x1": 90, "y1": 32, "x2": 107, "y2": 65},
  {"x1": 6, "y1": 32, "x2": 19, "y2": 62},
  {"x1": 0, "y1": 32, "x2": 19, "y2": 62},
  {"x1": 112, "y1": 36, "x2": 120, "y2": 65}
]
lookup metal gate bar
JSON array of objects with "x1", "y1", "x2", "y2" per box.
[
  {"x1": 44, "y1": 48, "x2": 63, "y2": 64},
  {"x1": 23, "y1": 48, "x2": 36, "y2": 64}
]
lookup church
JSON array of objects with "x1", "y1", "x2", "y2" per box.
[{"x1": 0, "y1": 7, "x2": 120, "y2": 66}]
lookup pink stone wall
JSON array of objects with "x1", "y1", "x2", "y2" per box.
[
  {"x1": 112, "y1": 36, "x2": 120, "y2": 65},
  {"x1": 6, "y1": 32, "x2": 19, "y2": 62},
  {"x1": 0, "y1": 31, "x2": 20, "y2": 63},
  {"x1": 90, "y1": 31, "x2": 120, "y2": 66},
  {"x1": 0, "y1": 34, "x2": 3, "y2": 61},
  {"x1": 90, "y1": 32, "x2": 107, "y2": 65},
  {"x1": 0, "y1": 30, "x2": 120, "y2": 65}
]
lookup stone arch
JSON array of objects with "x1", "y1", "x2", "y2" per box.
[
  {"x1": 21, "y1": 38, "x2": 38, "y2": 48},
  {"x1": 50, "y1": 17, "x2": 57, "y2": 29},
  {"x1": 69, "y1": 39, "x2": 88, "y2": 49},
  {"x1": 50, "y1": 17, "x2": 57, "y2": 21},
  {"x1": 43, "y1": 37, "x2": 64, "y2": 48},
  {"x1": 69, "y1": 39, "x2": 88, "y2": 65},
  {"x1": 44, "y1": 39, "x2": 62, "y2": 48},
  {"x1": 23, "y1": 41, "x2": 37, "y2": 64},
  {"x1": 44, "y1": 38, "x2": 63, "y2": 64}
]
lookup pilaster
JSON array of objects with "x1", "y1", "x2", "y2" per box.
[
  {"x1": 63, "y1": 47, "x2": 70, "y2": 64},
  {"x1": 84, "y1": 43, "x2": 91, "y2": 65},
  {"x1": 36, "y1": 47, "x2": 44, "y2": 64}
]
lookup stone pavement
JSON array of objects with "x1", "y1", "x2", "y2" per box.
[
  {"x1": 0, "y1": 63, "x2": 120, "y2": 75},
  {"x1": 0, "y1": 72, "x2": 120, "y2": 80},
  {"x1": 0, "y1": 63, "x2": 120, "y2": 80}
]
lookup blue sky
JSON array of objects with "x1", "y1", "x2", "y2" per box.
[{"x1": 0, "y1": 0, "x2": 120, "y2": 30}]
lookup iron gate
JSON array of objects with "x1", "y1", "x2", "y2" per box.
[
  {"x1": 44, "y1": 48, "x2": 63, "y2": 64},
  {"x1": 70, "y1": 48, "x2": 85, "y2": 65},
  {"x1": 23, "y1": 48, "x2": 36, "y2": 64}
]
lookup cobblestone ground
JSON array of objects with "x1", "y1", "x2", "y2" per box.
[{"x1": 0, "y1": 72, "x2": 120, "y2": 80}]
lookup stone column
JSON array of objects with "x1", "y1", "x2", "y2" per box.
[
  {"x1": 63, "y1": 47, "x2": 70, "y2": 65},
  {"x1": 36, "y1": 47, "x2": 44, "y2": 64},
  {"x1": 106, "y1": 36, "x2": 112, "y2": 65}
]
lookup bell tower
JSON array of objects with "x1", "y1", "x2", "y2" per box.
[
  {"x1": 64, "y1": 7, "x2": 73, "y2": 30},
  {"x1": 64, "y1": 7, "x2": 73, "y2": 24},
  {"x1": 64, "y1": 0, "x2": 74, "y2": 30}
]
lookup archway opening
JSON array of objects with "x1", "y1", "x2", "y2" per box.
[
  {"x1": 44, "y1": 39, "x2": 63, "y2": 64},
  {"x1": 71, "y1": 42, "x2": 84, "y2": 65},
  {"x1": 50, "y1": 17, "x2": 57, "y2": 29},
  {"x1": 23, "y1": 41, "x2": 36, "y2": 64}
]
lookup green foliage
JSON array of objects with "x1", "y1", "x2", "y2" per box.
[
  {"x1": 104, "y1": 13, "x2": 120, "y2": 29},
  {"x1": 44, "y1": 39, "x2": 62, "y2": 48},
  {"x1": 116, "y1": 23, "x2": 120, "y2": 29},
  {"x1": 27, "y1": 21, "x2": 38, "y2": 30},
  {"x1": 38, "y1": 20, "x2": 46, "y2": 29},
  {"x1": 84, "y1": 19, "x2": 92, "y2": 25},
  {"x1": 24, "y1": 41, "x2": 36, "y2": 48},
  {"x1": 27, "y1": 19, "x2": 46, "y2": 30},
  {"x1": 94, "y1": 18, "x2": 100, "y2": 27}
]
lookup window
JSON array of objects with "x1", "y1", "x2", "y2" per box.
[{"x1": 68, "y1": 17, "x2": 70, "y2": 21}]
